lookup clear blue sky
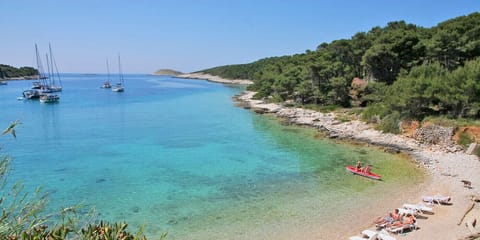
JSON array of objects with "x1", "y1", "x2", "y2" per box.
[{"x1": 0, "y1": 0, "x2": 478, "y2": 73}]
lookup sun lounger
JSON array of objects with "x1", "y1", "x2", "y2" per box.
[
  {"x1": 386, "y1": 223, "x2": 415, "y2": 234},
  {"x1": 397, "y1": 207, "x2": 419, "y2": 216},
  {"x1": 422, "y1": 195, "x2": 451, "y2": 204},
  {"x1": 349, "y1": 236, "x2": 368, "y2": 240},
  {"x1": 349, "y1": 229, "x2": 394, "y2": 240},
  {"x1": 377, "y1": 232, "x2": 396, "y2": 240},
  {"x1": 349, "y1": 235, "x2": 377, "y2": 240},
  {"x1": 362, "y1": 229, "x2": 378, "y2": 237},
  {"x1": 375, "y1": 222, "x2": 387, "y2": 229},
  {"x1": 403, "y1": 203, "x2": 434, "y2": 213},
  {"x1": 348, "y1": 229, "x2": 378, "y2": 240}
]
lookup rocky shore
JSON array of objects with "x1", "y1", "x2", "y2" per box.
[
  {"x1": 234, "y1": 90, "x2": 480, "y2": 239},
  {"x1": 1, "y1": 75, "x2": 41, "y2": 81}
]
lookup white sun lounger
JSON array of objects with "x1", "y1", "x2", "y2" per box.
[
  {"x1": 349, "y1": 235, "x2": 377, "y2": 240},
  {"x1": 397, "y1": 207, "x2": 419, "y2": 216},
  {"x1": 422, "y1": 195, "x2": 451, "y2": 204},
  {"x1": 403, "y1": 203, "x2": 434, "y2": 213},
  {"x1": 386, "y1": 223, "x2": 415, "y2": 234},
  {"x1": 376, "y1": 229, "x2": 397, "y2": 240},
  {"x1": 362, "y1": 230, "x2": 378, "y2": 237},
  {"x1": 378, "y1": 232, "x2": 396, "y2": 240},
  {"x1": 348, "y1": 229, "x2": 378, "y2": 240},
  {"x1": 348, "y1": 229, "x2": 395, "y2": 240}
]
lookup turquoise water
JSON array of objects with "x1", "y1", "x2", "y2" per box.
[{"x1": 0, "y1": 75, "x2": 423, "y2": 238}]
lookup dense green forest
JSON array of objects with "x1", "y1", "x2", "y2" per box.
[
  {"x1": 0, "y1": 64, "x2": 38, "y2": 78},
  {"x1": 202, "y1": 12, "x2": 480, "y2": 129}
]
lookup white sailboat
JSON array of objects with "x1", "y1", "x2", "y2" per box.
[
  {"x1": 112, "y1": 55, "x2": 125, "y2": 92},
  {"x1": 40, "y1": 45, "x2": 60, "y2": 103},
  {"x1": 46, "y1": 43, "x2": 63, "y2": 92},
  {"x1": 22, "y1": 44, "x2": 44, "y2": 99},
  {"x1": 101, "y1": 59, "x2": 112, "y2": 88}
]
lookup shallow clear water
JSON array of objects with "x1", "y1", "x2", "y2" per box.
[{"x1": 0, "y1": 74, "x2": 424, "y2": 238}]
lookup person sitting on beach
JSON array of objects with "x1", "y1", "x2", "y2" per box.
[
  {"x1": 356, "y1": 161, "x2": 362, "y2": 171},
  {"x1": 362, "y1": 164, "x2": 371, "y2": 174},
  {"x1": 374, "y1": 208, "x2": 401, "y2": 225},
  {"x1": 387, "y1": 213, "x2": 415, "y2": 228}
]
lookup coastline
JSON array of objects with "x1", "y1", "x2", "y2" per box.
[
  {"x1": 177, "y1": 72, "x2": 253, "y2": 85},
  {"x1": 235, "y1": 91, "x2": 480, "y2": 239},
  {"x1": 180, "y1": 73, "x2": 480, "y2": 239},
  {"x1": 1, "y1": 75, "x2": 40, "y2": 81}
]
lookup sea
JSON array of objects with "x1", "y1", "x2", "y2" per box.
[{"x1": 0, "y1": 74, "x2": 424, "y2": 239}]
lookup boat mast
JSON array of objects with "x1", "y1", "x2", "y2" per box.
[
  {"x1": 118, "y1": 54, "x2": 124, "y2": 86},
  {"x1": 48, "y1": 44, "x2": 55, "y2": 86},
  {"x1": 45, "y1": 53, "x2": 51, "y2": 86},
  {"x1": 49, "y1": 43, "x2": 63, "y2": 88},
  {"x1": 35, "y1": 44, "x2": 46, "y2": 85},
  {"x1": 106, "y1": 58, "x2": 110, "y2": 83}
]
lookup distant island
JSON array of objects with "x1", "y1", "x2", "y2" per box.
[
  {"x1": 152, "y1": 69, "x2": 183, "y2": 76},
  {"x1": 0, "y1": 64, "x2": 38, "y2": 80}
]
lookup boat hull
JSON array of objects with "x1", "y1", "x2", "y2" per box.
[{"x1": 345, "y1": 166, "x2": 381, "y2": 180}]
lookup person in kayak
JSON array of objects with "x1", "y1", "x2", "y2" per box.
[
  {"x1": 355, "y1": 161, "x2": 362, "y2": 171},
  {"x1": 362, "y1": 164, "x2": 372, "y2": 174}
]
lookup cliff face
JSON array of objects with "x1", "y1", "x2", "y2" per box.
[{"x1": 153, "y1": 69, "x2": 183, "y2": 76}]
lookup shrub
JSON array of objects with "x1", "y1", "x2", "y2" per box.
[
  {"x1": 458, "y1": 131, "x2": 473, "y2": 148},
  {"x1": 377, "y1": 112, "x2": 401, "y2": 134},
  {"x1": 361, "y1": 103, "x2": 388, "y2": 123}
]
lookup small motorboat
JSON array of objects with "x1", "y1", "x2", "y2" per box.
[{"x1": 346, "y1": 165, "x2": 381, "y2": 180}]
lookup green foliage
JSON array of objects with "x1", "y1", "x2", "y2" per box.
[
  {"x1": 422, "y1": 116, "x2": 458, "y2": 128},
  {"x1": 458, "y1": 131, "x2": 473, "y2": 148},
  {"x1": 377, "y1": 111, "x2": 401, "y2": 134},
  {"x1": 2, "y1": 120, "x2": 21, "y2": 139},
  {"x1": 361, "y1": 103, "x2": 388, "y2": 123},
  {"x1": 425, "y1": 12, "x2": 480, "y2": 70},
  {"x1": 80, "y1": 221, "x2": 151, "y2": 240},
  {"x1": 0, "y1": 64, "x2": 38, "y2": 79},
  {"x1": 381, "y1": 58, "x2": 480, "y2": 119},
  {"x1": 362, "y1": 21, "x2": 427, "y2": 83},
  {"x1": 201, "y1": 12, "x2": 480, "y2": 118},
  {"x1": 302, "y1": 104, "x2": 340, "y2": 113}
]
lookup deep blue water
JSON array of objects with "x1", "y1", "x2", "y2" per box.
[{"x1": 0, "y1": 74, "x2": 423, "y2": 238}]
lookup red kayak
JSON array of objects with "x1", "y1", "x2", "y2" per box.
[{"x1": 345, "y1": 166, "x2": 381, "y2": 180}]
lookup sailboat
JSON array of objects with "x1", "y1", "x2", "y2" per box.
[
  {"x1": 101, "y1": 59, "x2": 112, "y2": 88},
  {"x1": 112, "y1": 55, "x2": 125, "y2": 92},
  {"x1": 24, "y1": 43, "x2": 62, "y2": 101},
  {"x1": 22, "y1": 44, "x2": 44, "y2": 99},
  {"x1": 45, "y1": 43, "x2": 62, "y2": 92},
  {"x1": 40, "y1": 46, "x2": 60, "y2": 103}
]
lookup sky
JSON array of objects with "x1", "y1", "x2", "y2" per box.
[{"x1": 0, "y1": 0, "x2": 478, "y2": 74}]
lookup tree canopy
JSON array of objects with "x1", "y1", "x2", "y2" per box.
[
  {"x1": 0, "y1": 64, "x2": 38, "y2": 79},
  {"x1": 202, "y1": 12, "x2": 480, "y2": 124}
]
